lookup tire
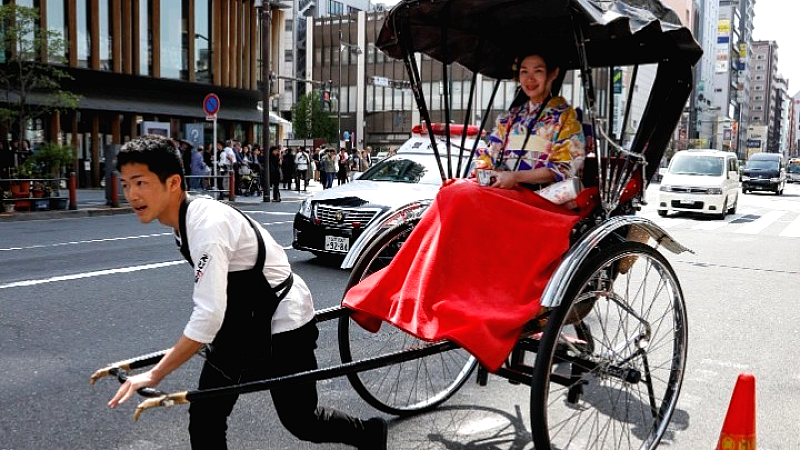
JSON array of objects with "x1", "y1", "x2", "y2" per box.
[
  {"x1": 530, "y1": 242, "x2": 687, "y2": 450},
  {"x1": 715, "y1": 199, "x2": 727, "y2": 220},
  {"x1": 339, "y1": 223, "x2": 478, "y2": 415},
  {"x1": 657, "y1": 210, "x2": 667, "y2": 217}
]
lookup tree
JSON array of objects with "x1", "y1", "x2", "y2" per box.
[
  {"x1": 291, "y1": 90, "x2": 337, "y2": 143},
  {"x1": 0, "y1": 4, "x2": 79, "y2": 143}
]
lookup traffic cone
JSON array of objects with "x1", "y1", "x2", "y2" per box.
[{"x1": 715, "y1": 373, "x2": 756, "y2": 450}]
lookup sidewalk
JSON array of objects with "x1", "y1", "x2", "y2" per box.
[{"x1": 0, "y1": 179, "x2": 324, "y2": 222}]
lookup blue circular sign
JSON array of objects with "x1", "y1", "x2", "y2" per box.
[
  {"x1": 343, "y1": 131, "x2": 350, "y2": 140},
  {"x1": 203, "y1": 93, "x2": 220, "y2": 116}
]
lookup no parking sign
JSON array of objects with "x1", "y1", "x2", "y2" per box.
[{"x1": 203, "y1": 93, "x2": 220, "y2": 119}]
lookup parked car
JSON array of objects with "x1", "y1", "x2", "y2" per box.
[
  {"x1": 657, "y1": 149, "x2": 739, "y2": 219},
  {"x1": 741, "y1": 152, "x2": 786, "y2": 195},
  {"x1": 293, "y1": 124, "x2": 486, "y2": 262}
]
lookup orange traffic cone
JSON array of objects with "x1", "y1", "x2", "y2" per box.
[{"x1": 715, "y1": 373, "x2": 756, "y2": 450}]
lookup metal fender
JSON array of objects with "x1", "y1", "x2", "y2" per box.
[
  {"x1": 539, "y1": 215, "x2": 692, "y2": 308},
  {"x1": 340, "y1": 199, "x2": 432, "y2": 270}
]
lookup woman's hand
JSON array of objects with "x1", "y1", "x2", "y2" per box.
[{"x1": 490, "y1": 170, "x2": 518, "y2": 189}]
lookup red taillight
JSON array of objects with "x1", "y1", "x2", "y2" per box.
[
  {"x1": 352, "y1": 222, "x2": 361, "y2": 228},
  {"x1": 313, "y1": 218, "x2": 321, "y2": 225}
]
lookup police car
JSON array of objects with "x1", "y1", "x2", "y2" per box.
[{"x1": 292, "y1": 124, "x2": 487, "y2": 264}]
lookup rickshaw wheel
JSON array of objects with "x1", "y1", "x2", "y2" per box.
[
  {"x1": 530, "y1": 241, "x2": 687, "y2": 450},
  {"x1": 339, "y1": 223, "x2": 478, "y2": 416}
]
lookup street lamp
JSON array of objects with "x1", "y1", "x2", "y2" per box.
[
  {"x1": 255, "y1": 0, "x2": 272, "y2": 202},
  {"x1": 338, "y1": 30, "x2": 361, "y2": 149}
]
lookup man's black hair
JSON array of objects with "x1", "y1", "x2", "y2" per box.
[{"x1": 116, "y1": 134, "x2": 185, "y2": 189}]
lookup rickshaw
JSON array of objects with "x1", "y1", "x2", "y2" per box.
[{"x1": 91, "y1": 0, "x2": 701, "y2": 448}]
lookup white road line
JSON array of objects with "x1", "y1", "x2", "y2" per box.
[
  {"x1": 691, "y1": 220, "x2": 729, "y2": 231},
  {"x1": 0, "y1": 260, "x2": 184, "y2": 290},
  {"x1": 0, "y1": 232, "x2": 173, "y2": 252},
  {"x1": 655, "y1": 218, "x2": 688, "y2": 228},
  {"x1": 734, "y1": 210, "x2": 787, "y2": 234},
  {"x1": 779, "y1": 215, "x2": 800, "y2": 238},
  {"x1": 242, "y1": 211, "x2": 295, "y2": 216}
]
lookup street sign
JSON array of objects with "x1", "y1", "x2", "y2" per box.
[
  {"x1": 372, "y1": 76, "x2": 389, "y2": 87},
  {"x1": 203, "y1": 93, "x2": 221, "y2": 116}
]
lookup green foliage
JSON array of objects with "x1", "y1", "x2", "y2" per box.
[
  {"x1": 29, "y1": 142, "x2": 74, "y2": 177},
  {"x1": 0, "y1": 4, "x2": 80, "y2": 140},
  {"x1": 291, "y1": 90, "x2": 337, "y2": 142}
]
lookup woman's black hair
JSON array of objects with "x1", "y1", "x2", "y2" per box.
[
  {"x1": 116, "y1": 134, "x2": 185, "y2": 188},
  {"x1": 511, "y1": 49, "x2": 562, "y2": 80}
]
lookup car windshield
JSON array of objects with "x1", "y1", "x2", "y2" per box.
[
  {"x1": 669, "y1": 155, "x2": 724, "y2": 176},
  {"x1": 789, "y1": 164, "x2": 800, "y2": 174},
  {"x1": 745, "y1": 159, "x2": 778, "y2": 170},
  {"x1": 359, "y1": 154, "x2": 468, "y2": 185}
]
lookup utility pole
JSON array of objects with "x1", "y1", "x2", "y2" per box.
[{"x1": 256, "y1": 0, "x2": 272, "y2": 202}]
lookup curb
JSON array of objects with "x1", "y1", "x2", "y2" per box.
[{"x1": 0, "y1": 206, "x2": 133, "y2": 222}]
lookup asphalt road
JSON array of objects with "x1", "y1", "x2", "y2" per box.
[{"x1": 2, "y1": 184, "x2": 800, "y2": 449}]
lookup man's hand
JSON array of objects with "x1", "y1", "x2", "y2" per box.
[{"x1": 108, "y1": 370, "x2": 162, "y2": 408}]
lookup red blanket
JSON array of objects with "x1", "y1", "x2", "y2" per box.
[{"x1": 342, "y1": 179, "x2": 583, "y2": 371}]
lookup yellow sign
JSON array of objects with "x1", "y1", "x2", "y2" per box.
[{"x1": 718, "y1": 19, "x2": 731, "y2": 35}]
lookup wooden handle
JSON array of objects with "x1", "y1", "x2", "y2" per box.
[{"x1": 133, "y1": 392, "x2": 189, "y2": 421}]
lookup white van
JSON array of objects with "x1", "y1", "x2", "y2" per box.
[{"x1": 657, "y1": 149, "x2": 740, "y2": 219}]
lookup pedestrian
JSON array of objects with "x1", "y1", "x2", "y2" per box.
[
  {"x1": 349, "y1": 149, "x2": 362, "y2": 181},
  {"x1": 294, "y1": 147, "x2": 310, "y2": 191},
  {"x1": 312, "y1": 147, "x2": 322, "y2": 182},
  {"x1": 321, "y1": 148, "x2": 338, "y2": 189},
  {"x1": 110, "y1": 135, "x2": 387, "y2": 450},
  {"x1": 190, "y1": 144, "x2": 207, "y2": 191},
  {"x1": 337, "y1": 147, "x2": 349, "y2": 185},
  {"x1": 281, "y1": 148, "x2": 295, "y2": 190},
  {"x1": 269, "y1": 146, "x2": 282, "y2": 202}
]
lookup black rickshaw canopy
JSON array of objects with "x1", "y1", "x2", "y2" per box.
[
  {"x1": 376, "y1": 0, "x2": 703, "y2": 79},
  {"x1": 375, "y1": 0, "x2": 703, "y2": 189}
]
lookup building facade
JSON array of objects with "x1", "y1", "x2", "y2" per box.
[
  {"x1": 1, "y1": 0, "x2": 288, "y2": 187},
  {"x1": 749, "y1": 40, "x2": 779, "y2": 154}
]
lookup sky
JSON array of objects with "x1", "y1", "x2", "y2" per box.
[{"x1": 752, "y1": 0, "x2": 798, "y2": 94}]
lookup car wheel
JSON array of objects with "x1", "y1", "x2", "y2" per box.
[
  {"x1": 658, "y1": 209, "x2": 668, "y2": 217},
  {"x1": 715, "y1": 199, "x2": 727, "y2": 220},
  {"x1": 742, "y1": 188, "x2": 748, "y2": 194}
]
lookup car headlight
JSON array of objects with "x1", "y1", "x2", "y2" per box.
[
  {"x1": 298, "y1": 198, "x2": 312, "y2": 218},
  {"x1": 659, "y1": 184, "x2": 671, "y2": 192},
  {"x1": 770, "y1": 177, "x2": 780, "y2": 182},
  {"x1": 706, "y1": 188, "x2": 722, "y2": 195},
  {"x1": 741, "y1": 176, "x2": 750, "y2": 181}
]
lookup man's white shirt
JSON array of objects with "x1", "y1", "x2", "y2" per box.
[{"x1": 178, "y1": 198, "x2": 315, "y2": 343}]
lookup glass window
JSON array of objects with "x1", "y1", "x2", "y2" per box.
[
  {"x1": 285, "y1": 49, "x2": 293, "y2": 63},
  {"x1": 46, "y1": 0, "x2": 69, "y2": 64},
  {"x1": 139, "y1": 0, "x2": 152, "y2": 75},
  {"x1": 160, "y1": 1, "x2": 185, "y2": 79},
  {"x1": 194, "y1": 0, "x2": 212, "y2": 83},
  {"x1": 285, "y1": 19, "x2": 293, "y2": 32},
  {"x1": 77, "y1": 0, "x2": 90, "y2": 68},
  {"x1": 99, "y1": 0, "x2": 112, "y2": 70}
]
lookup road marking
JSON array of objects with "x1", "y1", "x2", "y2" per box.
[
  {"x1": 0, "y1": 232, "x2": 173, "y2": 252},
  {"x1": 691, "y1": 220, "x2": 729, "y2": 231},
  {"x1": 779, "y1": 214, "x2": 800, "y2": 237},
  {"x1": 734, "y1": 210, "x2": 787, "y2": 234},
  {"x1": 242, "y1": 211, "x2": 295, "y2": 216},
  {"x1": 0, "y1": 260, "x2": 184, "y2": 290}
]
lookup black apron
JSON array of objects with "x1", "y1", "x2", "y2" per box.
[{"x1": 178, "y1": 196, "x2": 293, "y2": 378}]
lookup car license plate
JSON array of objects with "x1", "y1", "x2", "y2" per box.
[
  {"x1": 324, "y1": 236, "x2": 350, "y2": 252},
  {"x1": 679, "y1": 199, "x2": 695, "y2": 205}
]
